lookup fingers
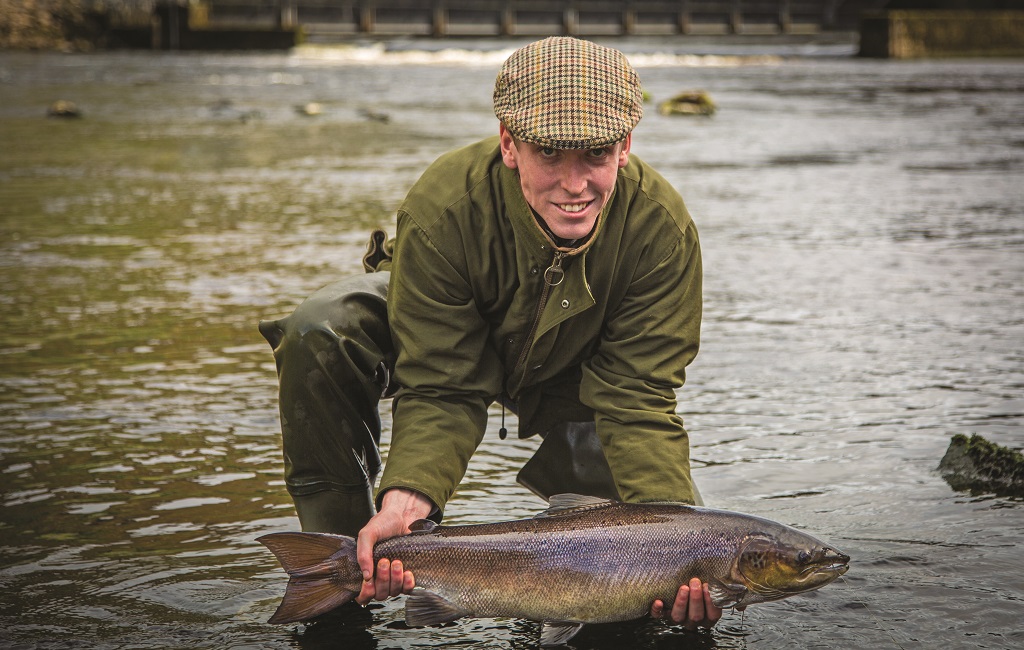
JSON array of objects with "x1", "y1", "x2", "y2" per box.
[
  {"x1": 667, "y1": 581, "x2": 692, "y2": 626},
  {"x1": 356, "y1": 526, "x2": 377, "y2": 583},
  {"x1": 355, "y1": 577, "x2": 375, "y2": 606},
  {"x1": 376, "y1": 559, "x2": 406, "y2": 598},
  {"x1": 703, "y1": 583, "x2": 723, "y2": 625},
  {"x1": 659, "y1": 579, "x2": 722, "y2": 630},
  {"x1": 354, "y1": 524, "x2": 377, "y2": 606},
  {"x1": 650, "y1": 599, "x2": 665, "y2": 619},
  {"x1": 668, "y1": 578, "x2": 704, "y2": 630},
  {"x1": 685, "y1": 578, "x2": 705, "y2": 630},
  {"x1": 354, "y1": 558, "x2": 416, "y2": 606},
  {"x1": 372, "y1": 558, "x2": 390, "y2": 599}
]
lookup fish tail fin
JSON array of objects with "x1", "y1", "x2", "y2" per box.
[{"x1": 257, "y1": 532, "x2": 363, "y2": 624}]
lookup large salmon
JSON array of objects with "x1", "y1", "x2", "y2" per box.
[{"x1": 258, "y1": 494, "x2": 849, "y2": 646}]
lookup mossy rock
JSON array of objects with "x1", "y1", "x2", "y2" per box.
[
  {"x1": 938, "y1": 434, "x2": 1024, "y2": 497},
  {"x1": 658, "y1": 90, "x2": 716, "y2": 117}
]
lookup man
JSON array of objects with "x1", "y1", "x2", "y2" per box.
[{"x1": 259, "y1": 36, "x2": 719, "y2": 630}]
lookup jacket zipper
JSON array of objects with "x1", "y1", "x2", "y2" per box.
[{"x1": 513, "y1": 250, "x2": 566, "y2": 375}]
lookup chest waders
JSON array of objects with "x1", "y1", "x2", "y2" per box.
[{"x1": 259, "y1": 272, "x2": 393, "y2": 537}]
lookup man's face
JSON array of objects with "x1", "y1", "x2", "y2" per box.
[{"x1": 499, "y1": 124, "x2": 631, "y2": 242}]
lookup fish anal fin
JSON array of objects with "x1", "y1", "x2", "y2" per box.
[
  {"x1": 536, "y1": 493, "x2": 617, "y2": 518},
  {"x1": 404, "y1": 588, "x2": 470, "y2": 627},
  {"x1": 268, "y1": 576, "x2": 356, "y2": 624},
  {"x1": 707, "y1": 579, "x2": 748, "y2": 609},
  {"x1": 540, "y1": 621, "x2": 584, "y2": 646}
]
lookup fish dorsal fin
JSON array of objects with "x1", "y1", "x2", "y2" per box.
[
  {"x1": 540, "y1": 621, "x2": 584, "y2": 646},
  {"x1": 535, "y1": 493, "x2": 617, "y2": 518},
  {"x1": 404, "y1": 588, "x2": 470, "y2": 627},
  {"x1": 408, "y1": 519, "x2": 438, "y2": 534},
  {"x1": 707, "y1": 579, "x2": 748, "y2": 609}
]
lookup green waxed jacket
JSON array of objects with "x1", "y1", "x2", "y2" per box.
[{"x1": 377, "y1": 136, "x2": 702, "y2": 513}]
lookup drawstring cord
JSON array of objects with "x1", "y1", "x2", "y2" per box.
[
  {"x1": 499, "y1": 381, "x2": 508, "y2": 440},
  {"x1": 499, "y1": 399, "x2": 508, "y2": 440}
]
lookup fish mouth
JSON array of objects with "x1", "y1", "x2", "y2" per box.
[
  {"x1": 816, "y1": 562, "x2": 850, "y2": 576},
  {"x1": 804, "y1": 548, "x2": 850, "y2": 577}
]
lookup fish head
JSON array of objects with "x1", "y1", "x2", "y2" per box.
[{"x1": 733, "y1": 532, "x2": 850, "y2": 604}]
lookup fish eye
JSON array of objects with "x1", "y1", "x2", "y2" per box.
[{"x1": 797, "y1": 550, "x2": 811, "y2": 564}]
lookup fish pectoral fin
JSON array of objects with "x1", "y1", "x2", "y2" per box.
[
  {"x1": 707, "y1": 579, "x2": 748, "y2": 608},
  {"x1": 404, "y1": 588, "x2": 470, "y2": 627},
  {"x1": 540, "y1": 621, "x2": 585, "y2": 646},
  {"x1": 536, "y1": 493, "x2": 617, "y2": 518}
]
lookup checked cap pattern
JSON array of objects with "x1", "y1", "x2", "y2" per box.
[{"x1": 493, "y1": 37, "x2": 643, "y2": 149}]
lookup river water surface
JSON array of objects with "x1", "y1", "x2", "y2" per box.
[{"x1": 0, "y1": 41, "x2": 1022, "y2": 649}]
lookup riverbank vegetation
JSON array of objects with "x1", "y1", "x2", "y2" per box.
[{"x1": 0, "y1": 0, "x2": 147, "y2": 50}]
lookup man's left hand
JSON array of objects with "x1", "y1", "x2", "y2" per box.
[{"x1": 650, "y1": 577, "x2": 724, "y2": 630}]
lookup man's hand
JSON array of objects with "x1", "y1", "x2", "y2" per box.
[
  {"x1": 650, "y1": 577, "x2": 724, "y2": 630},
  {"x1": 354, "y1": 489, "x2": 433, "y2": 605}
]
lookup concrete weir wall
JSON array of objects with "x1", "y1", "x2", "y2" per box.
[
  {"x1": 859, "y1": 10, "x2": 1024, "y2": 57},
  {"x1": 150, "y1": 1, "x2": 298, "y2": 50}
]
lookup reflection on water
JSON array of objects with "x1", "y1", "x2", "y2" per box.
[{"x1": 1, "y1": 45, "x2": 1022, "y2": 649}]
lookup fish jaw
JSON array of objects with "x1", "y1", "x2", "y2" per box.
[
  {"x1": 795, "y1": 546, "x2": 850, "y2": 588},
  {"x1": 735, "y1": 534, "x2": 851, "y2": 606}
]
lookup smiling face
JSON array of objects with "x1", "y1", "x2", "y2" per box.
[{"x1": 499, "y1": 123, "x2": 631, "y2": 242}]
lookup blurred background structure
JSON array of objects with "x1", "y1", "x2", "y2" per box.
[{"x1": 3, "y1": 0, "x2": 1022, "y2": 55}]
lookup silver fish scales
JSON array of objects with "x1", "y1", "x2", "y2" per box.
[{"x1": 259, "y1": 494, "x2": 849, "y2": 646}]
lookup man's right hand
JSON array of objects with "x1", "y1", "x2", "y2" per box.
[{"x1": 354, "y1": 488, "x2": 433, "y2": 605}]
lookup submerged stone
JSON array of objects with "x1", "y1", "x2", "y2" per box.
[
  {"x1": 938, "y1": 434, "x2": 1024, "y2": 498},
  {"x1": 47, "y1": 100, "x2": 81, "y2": 118},
  {"x1": 296, "y1": 102, "x2": 322, "y2": 116}
]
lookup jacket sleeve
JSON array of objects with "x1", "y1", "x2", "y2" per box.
[
  {"x1": 581, "y1": 219, "x2": 703, "y2": 504},
  {"x1": 376, "y1": 213, "x2": 502, "y2": 515}
]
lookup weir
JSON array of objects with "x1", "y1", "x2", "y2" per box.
[
  {"x1": 859, "y1": 8, "x2": 1024, "y2": 57},
  {"x1": 157, "y1": 0, "x2": 882, "y2": 44},
  {"x1": 110, "y1": 1, "x2": 1024, "y2": 55}
]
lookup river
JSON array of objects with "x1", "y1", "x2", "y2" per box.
[{"x1": 0, "y1": 39, "x2": 1021, "y2": 649}]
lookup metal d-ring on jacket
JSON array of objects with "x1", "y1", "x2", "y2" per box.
[{"x1": 259, "y1": 136, "x2": 702, "y2": 534}]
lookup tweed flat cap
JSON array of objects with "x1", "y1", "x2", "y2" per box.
[{"x1": 493, "y1": 37, "x2": 643, "y2": 149}]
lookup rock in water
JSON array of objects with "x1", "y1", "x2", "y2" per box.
[
  {"x1": 658, "y1": 91, "x2": 716, "y2": 116},
  {"x1": 938, "y1": 434, "x2": 1024, "y2": 497},
  {"x1": 47, "y1": 100, "x2": 81, "y2": 118}
]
